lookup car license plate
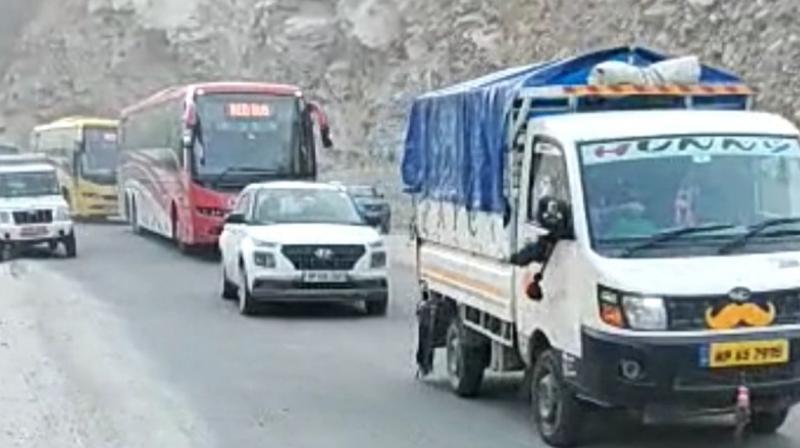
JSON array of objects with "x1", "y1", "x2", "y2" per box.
[
  {"x1": 20, "y1": 226, "x2": 47, "y2": 237},
  {"x1": 704, "y1": 339, "x2": 789, "y2": 368},
  {"x1": 302, "y1": 271, "x2": 347, "y2": 283}
]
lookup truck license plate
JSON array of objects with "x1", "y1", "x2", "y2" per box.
[
  {"x1": 20, "y1": 226, "x2": 47, "y2": 237},
  {"x1": 704, "y1": 340, "x2": 789, "y2": 368},
  {"x1": 302, "y1": 271, "x2": 347, "y2": 283}
]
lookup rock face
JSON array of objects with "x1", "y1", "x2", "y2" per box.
[{"x1": 1, "y1": 0, "x2": 799, "y2": 161}]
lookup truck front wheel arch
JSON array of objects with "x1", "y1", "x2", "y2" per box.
[{"x1": 529, "y1": 330, "x2": 552, "y2": 366}]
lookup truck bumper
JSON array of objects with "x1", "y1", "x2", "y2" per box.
[
  {"x1": 250, "y1": 277, "x2": 389, "y2": 304},
  {"x1": 574, "y1": 327, "x2": 800, "y2": 413}
]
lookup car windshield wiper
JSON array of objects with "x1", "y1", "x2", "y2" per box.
[
  {"x1": 214, "y1": 167, "x2": 280, "y2": 185},
  {"x1": 718, "y1": 217, "x2": 800, "y2": 254},
  {"x1": 620, "y1": 223, "x2": 737, "y2": 258}
]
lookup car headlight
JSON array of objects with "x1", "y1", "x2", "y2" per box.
[
  {"x1": 0, "y1": 211, "x2": 10, "y2": 224},
  {"x1": 253, "y1": 251, "x2": 276, "y2": 268},
  {"x1": 370, "y1": 251, "x2": 387, "y2": 268},
  {"x1": 598, "y1": 286, "x2": 667, "y2": 331},
  {"x1": 55, "y1": 206, "x2": 71, "y2": 221}
]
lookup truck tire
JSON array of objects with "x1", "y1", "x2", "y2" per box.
[
  {"x1": 221, "y1": 266, "x2": 238, "y2": 300},
  {"x1": 445, "y1": 319, "x2": 488, "y2": 397},
  {"x1": 531, "y1": 349, "x2": 583, "y2": 447},
  {"x1": 750, "y1": 408, "x2": 788, "y2": 434},
  {"x1": 365, "y1": 297, "x2": 388, "y2": 316},
  {"x1": 64, "y1": 232, "x2": 77, "y2": 258},
  {"x1": 238, "y1": 265, "x2": 257, "y2": 315}
]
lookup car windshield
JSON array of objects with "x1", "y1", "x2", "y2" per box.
[
  {"x1": 195, "y1": 94, "x2": 307, "y2": 179},
  {"x1": 82, "y1": 127, "x2": 118, "y2": 179},
  {"x1": 253, "y1": 188, "x2": 364, "y2": 225},
  {"x1": 0, "y1": 170, "x2": 60, "y2": 198},
  {"x1": 580, "y1": 134, "x2": 800, "y2": 256}
]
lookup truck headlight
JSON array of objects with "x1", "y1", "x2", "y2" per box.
[
  {"x1": 0, "y1": 211, "x2": 10, "y2": 224},
  {"x1": 55, "y1": 206, "x2": 71, "y2": 221},
  {"x1": 253, "y1": 251, "x2": 276, "y2": 268},
  {"x1": 370, "y1": 251, "x2": 387, "y2": 268},
  {"x1": 621, "y1": 295, "x2": 667, "y2": 331}
]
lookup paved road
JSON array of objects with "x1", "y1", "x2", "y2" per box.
[{"x1": 39, "y1": 223, "x2": 800, "y2": 448}]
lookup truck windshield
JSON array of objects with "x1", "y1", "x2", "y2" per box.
[
  {"x1": 579, "y1": 134, "x2": 800, "y2": 256},
  {"x1": 195, "y1": 94, "x2": 307, "y2": 183},
  {"x1": 82, "y1": 127, "x2": 118, "y2": 182},
  {"x1": 0, "y1": 171, "x2": 60, "y2": 198},
  {"x1": 253, "y1": 188, "x2": 364, "y2": 225}
]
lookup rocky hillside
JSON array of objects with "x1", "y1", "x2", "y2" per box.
[{"x1": 0, "y1": 0, "x2": 798, "y2": 163}]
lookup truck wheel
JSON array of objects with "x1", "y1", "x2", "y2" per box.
[
  {"x1": 221, "y1": 266, "x2": 238, "y2": 300},
  {"x1": 445, "y1": 320, "x2": 487, "y2": 397},
  {"x1": 532, "y1": 349, "x2": 583, "y2": 447},
  {"x1": 365, "y1": 297, "x2": 388, "y2": 316},
  {"x1": 64, "y1": 233, "x2": 77, "y2": 258},
  {"x1": 750, "y1": 408, "x2": 788, "y2": 434},
  {"x1": 238, "y1": 265, "x2": 257, "y2": 315}
]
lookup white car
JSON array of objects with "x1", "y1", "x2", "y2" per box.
[
  {"x1": 219, "y1": 181, "x2": 389, "y2": 316},
  {"x1": 0, "y1": 156, "x2": 75, "y2": 261}
]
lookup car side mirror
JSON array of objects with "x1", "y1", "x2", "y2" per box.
[
  {"x1": 537, "y1": 196, "x2": 571, "y2": 238},
  {"x1": 225, "y1": 213, "x2": 245, "y2": 225}
]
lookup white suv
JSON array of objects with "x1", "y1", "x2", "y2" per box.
[
  {"x1": 219, "y1": 181, "x2": 389, "y2": 316},
  {"x1": 0, "y1": 156, "x2": 75, "y2": 261}
]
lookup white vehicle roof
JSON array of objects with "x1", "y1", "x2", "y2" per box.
[
  {"x1": 0, "y1": 163, "x2": 56, "y2": 174},
  {"x1": 245, "y1": 181, "x2": 344, "y2": 192},
  {"x1": 535, "y1": 110, "x2": 798, "y2": 143}
]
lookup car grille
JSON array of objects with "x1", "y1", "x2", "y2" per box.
[
  {"x1": 12, "y1": 209, "x2": 53, "y2": 225},
  {"x1": 281, "y1": 244, "x2": 366, "y2": 271},
  {"x1": 666, "y1": 289, "x2": 800, "y2": 331}
]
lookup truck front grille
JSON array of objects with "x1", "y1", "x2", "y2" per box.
[
  {"x1": 12, "y1": 209, "x2": 53, "y2": 225},
  {"x1": 666, "y1": 290, "x2": 800, "y2": 331},
  {"x1": 281, "y1": 244, "x2": 366, "y2": 271}
]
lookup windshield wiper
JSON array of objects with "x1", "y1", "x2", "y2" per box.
[
  {"x1": 620, "y1": 223, "x2": 737, "y2": 257},
  {"x1": 718, "y1": 217, "x2": 800, "y2": 254},
  {"x1": 213, "y1": 167, "x2": 280, "y2": 185}
]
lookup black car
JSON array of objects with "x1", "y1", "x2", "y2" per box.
[{"x1": 347, "y1": 185, "x2": 391, "y2": 234}]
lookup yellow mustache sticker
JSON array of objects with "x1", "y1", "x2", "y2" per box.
[{"x1": 705, "y1": 302, "x2": 776, "y2": 330}]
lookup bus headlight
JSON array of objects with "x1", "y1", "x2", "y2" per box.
[
  {"x1": 0, "y1": 211, "x2": 10, "y2": 224},
  {"x1": 621, "y1": 295, "x2": 667, "y2": 331},
  {"x1": 55, "y1": 206, "x2": 71, "y2": 222}
]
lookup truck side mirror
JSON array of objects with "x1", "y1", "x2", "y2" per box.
[
  {"x1": 537, "y1": 196, "x2": 571, "y2": 238},
  {"x1": 225, "y1": 213, "x2": 245, "y2": 225}
]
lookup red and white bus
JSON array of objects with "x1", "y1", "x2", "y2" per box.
[{"x1": 118, "y1": 82, "x2": 332, "y2": 250}]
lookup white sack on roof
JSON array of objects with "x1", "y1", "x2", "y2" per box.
[{"x1": 588, "y1": 56, "x2": 702, "y2": 86}]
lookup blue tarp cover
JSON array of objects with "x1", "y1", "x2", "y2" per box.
[{"x1": 401, "y1": 46, "x2": 744, "y2": 213}]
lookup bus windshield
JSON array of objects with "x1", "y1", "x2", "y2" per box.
[
  {"x1": 83, "y1": 127, "x2": 119, "y2": 179},
  {"x1": 580, "y1": 134, "x2": 800, "y2": 256},
  {"x1": 195, "y1": 94, "x2": 307, "y2": 182}
]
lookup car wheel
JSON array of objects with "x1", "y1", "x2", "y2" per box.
[
  {"x1": 221, "y1": 265, "x2": 238, "y2": 300},
  {"x1": 63, "y1": 232, "x2": 77, "y2": 258},
  {"x1": 365, "y1": 297, "x2": 388, "y2": 316},
  {"x1": 48, "y1": 240, "x2": 58, "y2": 253},
  {"x1": 750, "y1": 408, "x2": 789, "y2": 434},
  {"x1": 531, "y1": 349, "x2": 583, "y2": 447},
  {"x1": 445, "y1": 319, "x2": 488, "y2": 397},
  {"x1": 238, "y1": 264, "x2": 257, "y2": 315}
]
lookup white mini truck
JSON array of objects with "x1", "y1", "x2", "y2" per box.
[
  {"x1": 218, "y1": 181, "x2": 389, "y2": 315},
  {"x1": 0, "y1": 154, "x2": 75, "y2": 260},
  {"x1": 404, "y1": 47, "x2": 800, "y2": 446}
]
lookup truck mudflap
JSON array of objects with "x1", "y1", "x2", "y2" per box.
[{"x1": 415, "y1": 291, "x2": 453, "y2": 377}]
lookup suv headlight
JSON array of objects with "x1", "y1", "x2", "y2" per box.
[
  {"x1": 55, "y1": 206, "x2": 71, "y2": 222},
  {"x1": 0, "y1": 211, "x2": 10, "y2": 224},
  {"x1": 253, "y1": 251, "x2": 276, "y2": 268},
  {"x1": 598, "y1": 286, "x2": 667, "y2": 331}
]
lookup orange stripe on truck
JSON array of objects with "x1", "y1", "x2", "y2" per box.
[{"x1": 421, "y1": 268, "x2": 508, "y2": 304}]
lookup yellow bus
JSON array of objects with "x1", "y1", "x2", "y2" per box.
[{"x1": 30, "y1": 117, "x2": 119, "y2": 219}]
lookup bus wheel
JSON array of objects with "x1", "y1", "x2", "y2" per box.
[
  {"x1": 445, "y1": 319, "x2": 488, "y2": 397},
  {"x1": 532, "y1": 349, "x2": 583, "y2": 447},
  {"x1": 130, "y1": 198, "x2": 141, "y2": 235}
]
